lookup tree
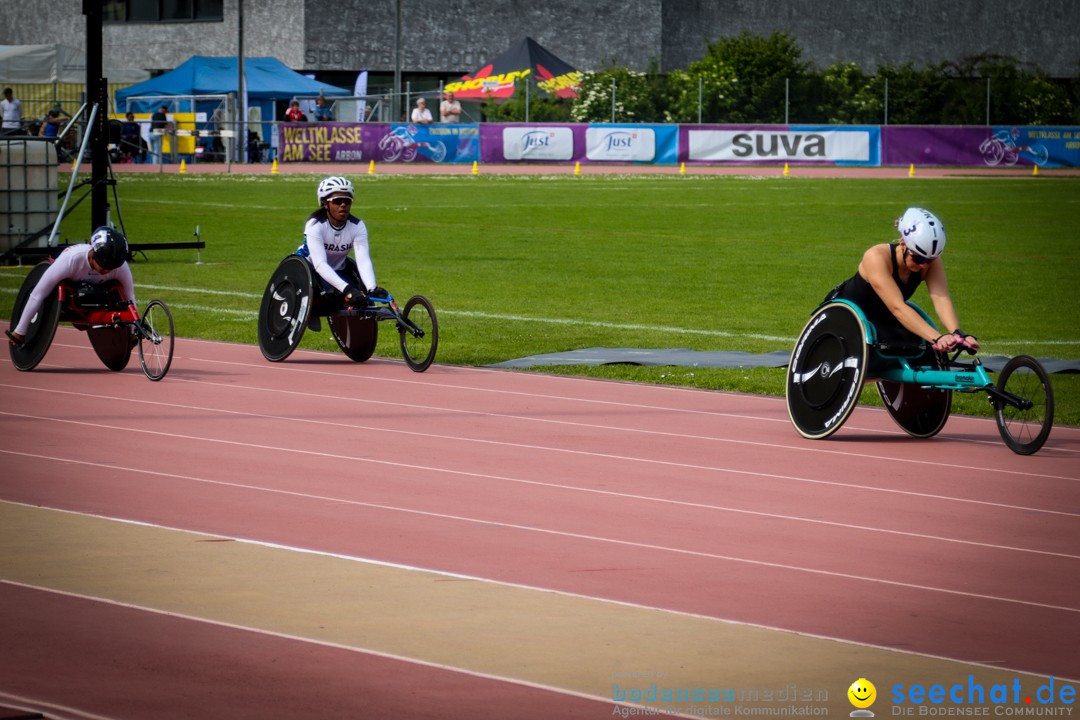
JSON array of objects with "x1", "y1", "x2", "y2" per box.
[
  {"x1": 570, "y1": 67, "x2": 659, "y2": 123},
  {"x1": 479, "y1": 81, "x2": 573, "y2": 123},
  {"x1": 664, "y1": 31, "x2": 810, "y2": 123}
]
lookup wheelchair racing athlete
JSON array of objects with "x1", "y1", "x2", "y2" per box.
[
  {"x1": 823, "y1": 207, "x2": 979, "y2": 354},
  {"x1": 298, "y1": 176, "x2": 393, "y2": 317},
  {"x1": 6, "y1": 226, "x2": 135, "y2": 347}
]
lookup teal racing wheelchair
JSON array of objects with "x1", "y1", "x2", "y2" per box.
[
  {"x1": 257, "y1": 255, "x2": 438, "y2": 372},
  {"x1": 785, "y1": 300, "x2": 1054, "y2": 455}
]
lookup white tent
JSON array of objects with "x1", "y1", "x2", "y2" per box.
[{"x1": 0, "y1": 44, "x2": 149, "y2": 84}]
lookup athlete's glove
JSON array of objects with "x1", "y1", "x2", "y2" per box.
[
  {"x1": 952, "y1": 329, "x2": 980, "y2": 351},
  {"x1": 343, "y1": 285, "x2": 368, "y2": 310},
  {"x1": 367, "y1": 286, "x2": 389, "y2": 301}
]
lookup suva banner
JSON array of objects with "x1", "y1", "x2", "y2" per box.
[{"x1": 681, "y1": 126, "x2": 880, "y2": 165}]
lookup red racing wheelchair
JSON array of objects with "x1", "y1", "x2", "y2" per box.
[{"x1": 8, "y1": 260, "x2": 175, "y2": 381}]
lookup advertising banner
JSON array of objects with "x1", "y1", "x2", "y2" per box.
[
  {"x1": 884, "y1": 125, "x2": 1080, "y2": 169},
  {"x1": 374, "y1": 123, "x2": 479, "y2": 164},
  {"x1": 501, "y1": 126, "x2": 576, "y2": 161},
  {"x1": 682, "y1": 126, "x2": 879, "y2": 165},
  {"x1": 585, "y1": 125, "x2": 678, "y2": 164},
  {"x1": 278, "y1": 122, "x2": 479, "y2": 164}
]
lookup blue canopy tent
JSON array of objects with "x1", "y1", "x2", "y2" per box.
[{"x1": 115, "y1": 56, "x2": 349, "y2": 158}]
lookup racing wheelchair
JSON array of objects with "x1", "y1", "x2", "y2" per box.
[
  {"x1": 8, "y1": 261, "x2": 175, "y2": 381},
  {"x1": 785, "y1": 299, "x2": 1054, "y2": 455},
  {"x1": 257, "y1": 255, "x2": 439, "y2": 372}
]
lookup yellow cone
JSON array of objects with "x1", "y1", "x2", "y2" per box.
[
  {"x1": 472, "y1": 160, "x2": 479, "y2": 176},
  {"x1": 909, "y1": 163, "x2": 916, "y2": 177},
  {"x1": 679, "y1": 162, "x2": 686, "y2": 175},
  {"x1": 368, "y1": 159, "x2": 375, "y2": 175},
  {"x1": 1033, "y1": 164, "x2": 1039, "y2": 176},
  {"x1": 783, "y1": 162, "x2": 790, "y2": 177},
  {"x1": 179, "y1": 159, "x2": 186, "y2": 174},
  {"x1": 574, "y1": 161, "x2": 581, "y2": 176},
  {"x1": 271, "y1": 158, "x2": 279, "y2": 174}
]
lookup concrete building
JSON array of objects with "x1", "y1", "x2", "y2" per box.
[{"x1": 2, "y1": 0, "x2": 1075, "y2": 88}]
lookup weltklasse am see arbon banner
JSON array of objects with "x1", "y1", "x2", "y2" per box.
[{"x1": 276, "y1": 123, "x2": 1079, "y2": 168}]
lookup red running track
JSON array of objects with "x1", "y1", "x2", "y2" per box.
[{"x1": 1, "y1": 327, "x2": 1078, "y2": 717}]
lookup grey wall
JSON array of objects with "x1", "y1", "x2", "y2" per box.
[
  {"x1": 661, "y1": 0, "x2": 1080, "y2": 76},
  {"x1": 2, "y1": 0, "x2": 1077, "y2": 80}
]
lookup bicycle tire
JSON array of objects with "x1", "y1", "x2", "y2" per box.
[
  {"x1": 399, "y1": 295, "x2": 438, "y2": 372},
  {"x1": 994, "y1": 355, "x2": 1054, "y2": 455},
  {"x1": 139, "y1": 299, "x2": 175, "y2": 381}
]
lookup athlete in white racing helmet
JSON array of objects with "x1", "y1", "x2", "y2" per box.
[
  {"x1": 896, "y1": 207, "x2": 946, "y2": 263},
  {"x1": 316, "y1": 175, "x2": 354, "y2": 204},
  {"x1": 820, "y1": 207, "x2": 977, "y2": 353}
]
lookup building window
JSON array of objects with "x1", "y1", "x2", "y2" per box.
[{"x1": 103, "y1": 0, "x2": 223, "y2": 22}]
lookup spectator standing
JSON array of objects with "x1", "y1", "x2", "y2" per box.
[
  {"x1": 286, "y1": 101, "x2": 306, "y2": 122},
  {"x1": 120, "y1": 112, "x2": 144, "y2": 163},
  {"x1": 149, "y1": 105, "x2": 168, "y2": 164},
  {"x1": 439, "y1": 92, "x2": 461, "y2": 123},
  {"x1": 410, "y1": 97, "x2": 432, "y2": 124},
  {"x1": 312, "y1": 95, "x2": 333, "y2": 122},
  {"x1": 1, "y1": 88, "x2": 23, "y2": 135}
]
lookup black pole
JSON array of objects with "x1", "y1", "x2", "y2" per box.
[{"x1": 84, "y1": 0, "x2": 108, "y2": 230}]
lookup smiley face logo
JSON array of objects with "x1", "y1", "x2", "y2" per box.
[{"x1": 848, "y1": 678, "x2": 877, "y2": 709}]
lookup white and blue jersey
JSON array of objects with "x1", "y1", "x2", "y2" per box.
[{"x1": 296, "y1": 213, "x2": 376, "y2": 294}]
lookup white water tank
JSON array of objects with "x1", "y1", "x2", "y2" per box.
[{"x1": 1, "y1": 137, "x2": 60, "y2": 254}]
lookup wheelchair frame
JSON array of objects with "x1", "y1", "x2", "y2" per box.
[
  {"x1": 787, "y1": 299, "x2": 1054, "y2": 455},
  {"x1": 257, "y1": 254, "x2": 439, "y2": 372},
  {"x1": 9, "y1": 260, "x2": 175, "y2": 381}
]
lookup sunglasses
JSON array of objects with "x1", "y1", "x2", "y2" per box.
[
  {"x1": 905, "y1": 248, "x2": 932, "y2": 265},
  {"x1": 329, "y1": 197, "x2": 352, "y2": 207}
]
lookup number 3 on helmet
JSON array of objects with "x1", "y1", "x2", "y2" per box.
[
  {"x1": 317, "y1": 176, "x2": 354, "y2": 203},
  {"x1": 897, "y1": 207, "x2": 946, "y2": 260}
]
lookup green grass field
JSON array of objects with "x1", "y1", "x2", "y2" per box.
[{"x1": 3, "y1": 171, "x2": 1078, "y2": 425}]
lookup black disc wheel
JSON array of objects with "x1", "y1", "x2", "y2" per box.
[
  {"x1": 258, "y1": 256, "x2": 314, "y2": 362},
  {"x1": 995, "y1": 355, "x2": 1054, "y2": 455},
  {"x1": 329, "y1": 314, "x2": 378, "y2": 362},
  {"x1": 9, "y1": 261, "x2": 61, "y2": 371},
  {"x1": 876, "y1": 349, "x2": 952, "y2": 438},
  {"x1": 785, "y1": 302, "x2": 868, "y2": 439},
  {"x1": 87, "y1": 325, "x2": 133, "y2": 371},
  {"x1": 399, "y1": 295, "x2": 438, "y2": 372},
  {"x1": 138, "y1": 300, "x2": 175, "y2": 381}
]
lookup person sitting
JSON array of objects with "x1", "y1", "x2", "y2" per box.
[
  {"x1": 38, "y1": 110, "x2": 62, "y2": 138},
  {"x1": 294, "y1": 176, "x2": 392, "y2": 314},
  {"x1": 823, "y1": 207, "x2": 978, "y2": 353},
  {"x1": 7, "y1": 227, "x2": 135, "y2": 348}
]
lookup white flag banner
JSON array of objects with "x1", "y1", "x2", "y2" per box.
[{"x1": 354, "y1": 70, "x2": 368, "y2": 122}]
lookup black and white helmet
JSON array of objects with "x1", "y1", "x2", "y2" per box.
[
  {"x1": 896, "y1": 207, "x2": 946, "y2": 260},
  {"x1": 89, "y1": 226, "x2": 129, "y2": 270},
  {"x1": 317, "y1": 176, "x2": 354, "y2": 203}
]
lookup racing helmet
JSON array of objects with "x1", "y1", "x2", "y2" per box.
[
  {"x1": 317, "y1": 176, "x2": 354, "y2": 203},
  {"x1": 89, "y1": 226, "x2": 129, "y2": 270},
  {"x1": 896, "y1": 207, "x2": 946, "y2": 261}
]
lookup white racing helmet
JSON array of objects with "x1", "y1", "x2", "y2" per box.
[
  {"x1": 896, "y1": 207, "x2": 946, "y2": 260},
  {"x1": 317, "y1": 176, "x2": 354, "y2": 203}
]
